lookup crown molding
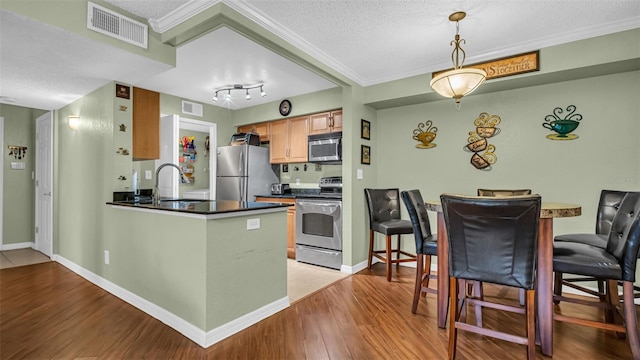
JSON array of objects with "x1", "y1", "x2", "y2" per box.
[{"x1": 148, "y1": 0, "x2": 222, "y2": 33}]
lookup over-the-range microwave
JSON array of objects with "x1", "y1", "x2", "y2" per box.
[{"x1": 308, "y1": 132, "x2": 342, "y2": 164}]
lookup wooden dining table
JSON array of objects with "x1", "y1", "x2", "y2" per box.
[{"x1": 425, "y1": 200, "x2": 581, "y2": 357}]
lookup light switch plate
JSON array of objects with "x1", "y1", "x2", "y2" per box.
[
  {"x1": 145, "y1": 170, "x2": 152, "y2": 179},
  {"x1": 247, "y1": 218, "x2": 260, "y2": 230},
  {"x1": 357, "y1": 169, "x2": 363, "y2": 180}
]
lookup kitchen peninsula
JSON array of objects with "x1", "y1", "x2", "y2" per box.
[{"x1": 105, "y1": 199, "x2": 289, "y2": 347}]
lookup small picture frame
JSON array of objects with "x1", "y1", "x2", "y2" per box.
[
  {"x1": 116, "y1": 84, "x2": 130, "y2": 99},
  {"x1": 361, "y1": 145, "x2": 371, "y2": 165},
  {"x1": 361, "y1": 119, "x2": 371, "y2": 140}
]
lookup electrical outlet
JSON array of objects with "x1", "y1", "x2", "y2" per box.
[
  {"x1": 145, "y1": 170, "x2": 152, "y2": 180},
  {"x1": 104, "y1": 250, "x2": 110, "y2": 265},
  {"x1": 247, "y1": 218, "x2": 260, "y2": 230}
]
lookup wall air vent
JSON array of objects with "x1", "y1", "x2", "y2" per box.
[
  {"x1": 182, "y1": 100, "x2": 203, "y2": 117},
  {"x1": 87, "y1": 2, "x2": 148, "y2": 49}
]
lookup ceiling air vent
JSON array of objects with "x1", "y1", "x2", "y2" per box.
[{"x1": 87, "y1": 2, "x2": 148, "y2": 49}]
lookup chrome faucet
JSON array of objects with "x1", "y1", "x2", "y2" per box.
[{"x1": 154, "y1": 163, "x2": 190, "y2": 205}]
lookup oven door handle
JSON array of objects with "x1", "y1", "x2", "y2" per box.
[{"x1": 297, "y1": 200, "x2": 341, "y2": 208}]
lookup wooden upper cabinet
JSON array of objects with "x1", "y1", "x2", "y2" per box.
[
  {"x1": 331, "y1": 110, "x2": 343, "y2": 132},
  {"x1": 237, "y1": 122, "x2": 270, "y2": 142},
  {"x1": 308, "y1": 110, "x2": 342, "y2": 135},
  {"x1": 288, "y1": 116, "x2": 309, "y2": 162},
  {"x1": 269, "y1": 116, "x2": 309, "y2": 164},
  {"x1": 132, "y1": 87, "x2": 160, "y2": 160}
]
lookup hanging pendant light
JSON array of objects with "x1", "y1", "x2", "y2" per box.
[{"x1": 430, "y1": 12, "x2": 486, "y2": 109}]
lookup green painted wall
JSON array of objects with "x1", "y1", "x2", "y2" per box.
[
  {"x1": 0, "y1": 104, "x2": 46, "y2": 245},
  {"x1": 55, "y1": 83, "x2": 115, "y2": 268},
  {"x1": 374, "y1": 70, "x2": 640, "y2": 257},
  {"x1": 159, "y1": 93, "x2": 234, "y2": 147},
  {"x1": 1, "y1": 0, "x2": 176, "y2": 67},
  {"x1": 231, "y1": 87, "x2": 343, "y2": 127}
]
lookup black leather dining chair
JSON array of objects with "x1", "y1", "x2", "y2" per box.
[
  {"x1": 552, "y1": 192, "x2": 640, "y2": 359},
  {"x1": 441, "y1": 194, "x2": 541, "y2": 360},
  {"x1": 401, "y1": 190, "x2": 437, "y2": 314},
  {"x1": 364, "y1": 188, "x2": 416, "y2": 281},
  {"x1": 553, "y1": 190, "x2": 628, "y2": 302},
  {"x1": 477, "y1": 188, "x2": 533, "y2": 306}
]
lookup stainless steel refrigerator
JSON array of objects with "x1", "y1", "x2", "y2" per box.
[{"x1": 216, "y1": 145, "x2": 279, "y2": 202}]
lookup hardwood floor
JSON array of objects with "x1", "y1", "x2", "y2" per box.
[{"x1": 0, "y1": 261, "x2": 636, "y2": 359}]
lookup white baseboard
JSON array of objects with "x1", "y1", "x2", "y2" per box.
[
  {"x1": 53, "y1": 255, "x2": 290, "y2": 348},
  {"x1": 0, "y1": 242, "x2": 34, "y2": 251},
  {"x1": 205, "y1": 297, "x2": 289, "y2": 347}
]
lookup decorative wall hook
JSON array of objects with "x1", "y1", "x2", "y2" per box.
[
  {"x1": 412, "y1": 120, "x2": 438, "y2": 149},
  {"x1": 8, "y1": 145, "x2": 27, "y2": 159},
  {"x1": 542, "y1": 105, "x2": 582, "y2": 140},
  {"x1": 464, "y1": 113, "x2": 501, "y2": 170}
]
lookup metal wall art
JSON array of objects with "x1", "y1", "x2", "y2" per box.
[
  {"x1": 8, "y1": 145, "x2": 27, "y2": 159},
  {"x1": 542, "y1": 105, "x2": 582, "y2": 140},
  {"x1": 464, "y1": 112, "x2": 501, "y2": 170},
  {"x1": 412, "y1": 120, "x2": 438, "y2": 149}
]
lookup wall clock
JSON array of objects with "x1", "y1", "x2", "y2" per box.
[{"x1": 279, "y1": 99, "x2": 292, "y2": 116}]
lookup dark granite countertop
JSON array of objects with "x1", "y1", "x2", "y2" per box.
[{"x1": 107, "y1": 199, "x2": 289, "y2": 215}]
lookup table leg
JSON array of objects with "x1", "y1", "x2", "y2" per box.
[
  {"x1": 437, "y1": 212, "x2": 449, "y2": 329},
  {"x1": 537, "y1": 218, "x2": 553, "y2": 356}
]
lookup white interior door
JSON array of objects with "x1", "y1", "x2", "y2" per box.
[
  {"x1": 156, "y1": 115, "x2": 179, "y2": 198},
  {"x1": 178, "y1": 117, "x2": 216, "y2": 200},
  {"x1": 0, "y1": 117, "x2": 3, "y2": 246},
  {"x1": 35, "y1": 112, "x2": 53, "y2": 257}
]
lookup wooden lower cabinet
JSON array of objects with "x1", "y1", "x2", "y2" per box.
[{"x1": 255, "y1": 197, "x2": 296, "y2": 259}]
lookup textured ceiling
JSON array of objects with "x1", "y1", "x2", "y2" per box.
[{"x1": 1, "y1": 0, "x2": 639, "y2": 111}]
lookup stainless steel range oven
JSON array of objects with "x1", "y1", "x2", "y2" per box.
[{"x1": 295, "y1": 176, "x2": 343, "y2": 270}]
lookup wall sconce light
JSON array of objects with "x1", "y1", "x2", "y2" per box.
[
  {"x1": 430, "y1": 12, "x2": 487, "y2": 110},
  {"x1": 68, "y1": 115, "x2": 80, "y2": 130},
  {"x1": 212, "y1": 83, "x2": 266, "y2": 102}
]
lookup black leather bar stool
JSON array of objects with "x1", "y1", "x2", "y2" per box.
[
  {"x1": 553, "y1": 192, "x2": 640, "y2": 359},
  {"x1": 553, "y1": 190, "x2": 628, "y2": 302},
  {"x1": 442, "y1": 194, "x2": 541, "y2": 360},
  {"x1": 401, "y1": 189, "x2": 438, "y2": 314},
  {"x1": 365, "y1": 188, "x2": 416, "y2": 281}
]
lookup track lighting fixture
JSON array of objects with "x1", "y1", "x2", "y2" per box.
[{"x1": 212, "y1": 83, "x2": 266, "y2": 102}]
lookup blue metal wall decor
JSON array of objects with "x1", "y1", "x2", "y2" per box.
[
  {"x1": 542, "y1": 105, "x2": 582, "y2": 140},
  {"x1": 464, "y1": 112, "x2": 501, "y2": 170},
  {"x1": 412, "y1": 120, "x2": 438, "y2": 149}
]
